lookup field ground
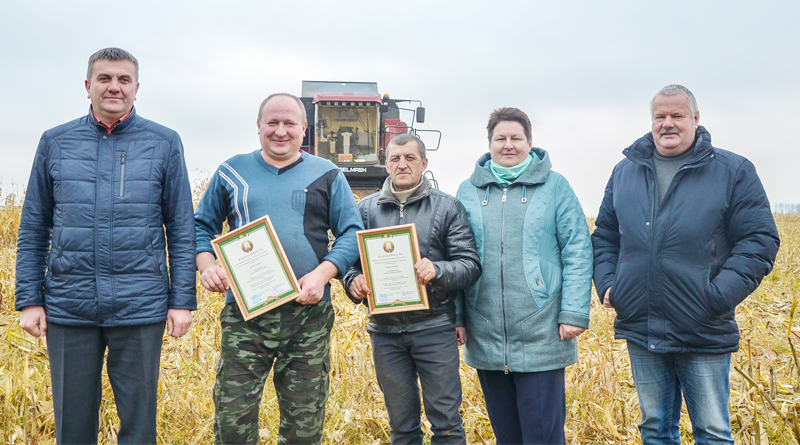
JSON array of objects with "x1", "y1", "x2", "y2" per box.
[{"x1": 1, "y1": 188, "x2": 799, "y2": 444}]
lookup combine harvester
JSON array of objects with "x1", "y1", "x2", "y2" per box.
[{"x1": 299, "y1": 80, "x2": 440, "y2": 197}]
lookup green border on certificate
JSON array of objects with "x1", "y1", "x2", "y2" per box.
[
  {"x1": 357, "y1": 223, "x2": 429, "y2": 315},
  {"x1": 211, "y1": 215, "x2": 300, "y2": 320}
]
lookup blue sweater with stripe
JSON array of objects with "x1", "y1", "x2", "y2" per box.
[{"x1": 195, "y1": 150, "x2": 363, "y2": 303}]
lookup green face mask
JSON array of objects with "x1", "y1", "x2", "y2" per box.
[{"x1": 489, "y1": 154, "x2": 534, "y2": 185}]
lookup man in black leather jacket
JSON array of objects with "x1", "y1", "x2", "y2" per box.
[{"x1": 343, "y1": 133, "x2": 481, "y2": 444}]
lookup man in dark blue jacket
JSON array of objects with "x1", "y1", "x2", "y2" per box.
[
  {"x1": 592, "y1": 85, "x2": 780, "y2": 444},
  {"x1": 15, "y1": 48, "x2": 196, "y2": 444}
]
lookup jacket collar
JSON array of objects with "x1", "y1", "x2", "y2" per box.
[
  {"x1": 377, "y1": 175, "x2": 433, "y2": 207},
  {"x1": 623, "y1": 125, "x2": 714, "y2": 167},
  {"x1": 88, "y1": 106, "x2": 137, "y2": 134},
  {"x1": 469, "y1": 147, "x2": 552, "y2": 188}
]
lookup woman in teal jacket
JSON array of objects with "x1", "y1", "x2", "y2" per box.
[{"x1": 456, "y1": 107, "x2": 593, "y2": 445}]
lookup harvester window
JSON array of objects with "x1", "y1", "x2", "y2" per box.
[{"x1": 315, "y1": 104, "x2": 380, "y2": 164}]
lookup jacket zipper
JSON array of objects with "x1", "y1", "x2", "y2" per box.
[
  {"x1": 398, "y1": 203, "x2": 406, "y2": 328},
  {"x1": 500, "y1": 187, "x2": 509, "y2": 374},
  {"x1": 645, "y1": 149, "x2": 713, "y2": 349},
  {"x1": 645, "y1": 165, "x2": 657, "y2": 349},
  {"x1": 119, "y1": 152, "x2": 127, "y2": 197}
]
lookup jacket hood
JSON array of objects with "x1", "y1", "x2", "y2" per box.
[
  {"x1": 469, "y1": 147, "x2": 552, "y2": 188},
  {"x1": 377, "y1": 174, "x2": 433, "y2": 207},
  {"x1": 624, "y1": 125, "x2": 714, "y2": 166}
]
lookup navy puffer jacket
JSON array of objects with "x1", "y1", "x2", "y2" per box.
[
  {"x1": 592, "y1": 126, "x2": 779, "y2": 353},
  {"x1": 15, "y1": 108, "x2": 197, "y2": 326}
]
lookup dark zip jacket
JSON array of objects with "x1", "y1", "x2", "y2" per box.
[
  {"x1": 15, "y1": 108, "x2": 197, "y2": 326},
  {"x1": 342, "y1": 176, "x2": 481, "y2": 332},
  {"x1": 592, "y1": 126, "x2": 780, "y2": 353}
]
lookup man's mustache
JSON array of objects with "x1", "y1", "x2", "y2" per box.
[{"x1": 660, "y1": 128, "x2": 681, "y2": 136}]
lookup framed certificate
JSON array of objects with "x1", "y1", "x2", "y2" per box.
[
  {"x1": 211, "y1": 215, "x2": 300, "y2": 320},
  {"x1": 356, "y1": 223, "x2": 429, "y2": 315}
]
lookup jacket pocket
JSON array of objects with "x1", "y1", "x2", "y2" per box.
[
  {"x1": 469, "y1": 300, "x2": 491, "y2": 325},
  {"x1": 520, "y1": 296, "x2": 558, "y2": 344},
  {"x1": 702, "y1": 268, "x2": 727, "y2": 323},
  {"x1": 607, "y1": 265, "x2": 621, "y2": 309},
  {"x1": 119, "y1": 151, "x2": 127, "y2": 197},
  {"x1": 669, "y1": 266, "x2": 723, "y2": 326},
  {"x1": 606, "y1": 252, "x2": 624, "y2": 307},
  {"x1": 47, "y1": 246, "x2": 64, "y2": 275},
  {"x1": 607, "y1": 285, "x2": 615, "y2": 307},
  {"x1": 146, "y1": 228, "x2": 163, "y2": 276},
  {"x1": 47, "y1": 227, "x2": 65, "y2": 275},
  {"x1": 607, "y1": 261, "x2": 645, "y2": 323},
  {"x1": 538, "y1": 259, "x2": 562, "y2": 309}
]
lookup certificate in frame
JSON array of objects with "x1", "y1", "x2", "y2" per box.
[
  {"x1": 211, "y1": 215, "x2": 300, "y2": 320},
  {"x1": 356, "y1": 223, "x2": 429, "y2": 315}
]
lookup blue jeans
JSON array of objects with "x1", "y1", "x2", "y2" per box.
[
  {"x1": 370, "y1": 324, "x2": 466, "y2": 444},
  {"x1": 627, "y1": 341, "x2": 734, "y2": 445}
]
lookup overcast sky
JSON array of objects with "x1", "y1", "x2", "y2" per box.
[{"x1": 1, "y1": 0, "x2": 798, "y2": 214}]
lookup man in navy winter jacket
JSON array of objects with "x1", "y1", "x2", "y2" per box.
[
  {"x1": 592, "y1": 84, "x2": 779, "y2": 444},
  {"x1": 15, "y1": 48, "x2": 196, "y2": 444}
]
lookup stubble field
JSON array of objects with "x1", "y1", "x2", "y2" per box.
[{"x1": 1, "y1": 186, "x2": 799, "y2": 444}]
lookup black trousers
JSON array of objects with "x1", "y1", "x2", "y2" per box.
[
  {"x1": 46, "y1": 322, "x2": 165, "y2": 445},
  {"x1": 477, "y1": 367, "x2": 566, "y2": 445}
]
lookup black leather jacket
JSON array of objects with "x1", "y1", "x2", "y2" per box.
[{"x1": 342, "y1": 176, "x2": 481, "y2": 333}]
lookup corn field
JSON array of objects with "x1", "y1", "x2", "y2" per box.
[{"x1": 1, "y1": 185, "x2": 800, "y2": 444}]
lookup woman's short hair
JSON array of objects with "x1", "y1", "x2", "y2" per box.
[{"x1": 487, "y1": 107, "x2": 532, "y2": 142}]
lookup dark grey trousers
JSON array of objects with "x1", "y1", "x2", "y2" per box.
[
  {"x1": 370, "y1": 323, "x2": 466, "y2": 445},
  {"x1": 46, "y1": 322, "x2": 165, "y2": 445}
]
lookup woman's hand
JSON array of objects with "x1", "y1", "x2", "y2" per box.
[{"x1": 559, "y1": 324, "x2": 586, "y2": 341}]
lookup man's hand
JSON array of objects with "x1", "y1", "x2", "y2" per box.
[
  {"x1": 296, "y1": 261, "x2": 339, "y2": 305},
  {"x1": 349, "y1": 274, "x2": 370, "y2": 300},
  {"x1": 603, "y1": 287, "x2": 613, "y2": 308},
  {"x1": 200, "y1": 265, "x2": 230, "y2": 293},
  {"x1": 559, "y1": 324, "x2": 586, "y2": 341},
  {"x1": 167, "y1": 309, "x2": 193, "y2": 338},
  {"x1": 456, "y1": 326, "x2": 466, "y2": 346},
  {"x1": 19, "y1": 306, "x2": 47, "y2": 337},
  {"x1": 414, "y1": 258, "x2": 436, "y2": 285},
  {"x1": 197, "y1": 251, "x2": 230, "y2": 293}
]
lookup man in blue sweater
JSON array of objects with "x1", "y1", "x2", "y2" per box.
[
  {"x1": 592, "y1": 85, "x2": 780, "y2": 444},
  {"x1": 15, "y1": 47, "x2": 196, "y2": 444},
  {"x1": 195, "y1": 93, "x2": 363, "y2": 444}
]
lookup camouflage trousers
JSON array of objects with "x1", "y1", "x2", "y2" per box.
[{"x1": 214, "y1": 301, "x2": 335, "y2": 445}]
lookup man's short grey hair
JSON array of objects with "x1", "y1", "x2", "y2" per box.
[
  {"x1": 87, "y1": 48, "x2": 139, "y2": 81},
  {"x1": 650, "y1": 84, "x2": 699, "y2": 117},
  {"x1": 387, "y1": 133, "x2": 426, "y2": 160},
  {"x1": 258, "y1": 93, "x2": 307, "y2": 124}
]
